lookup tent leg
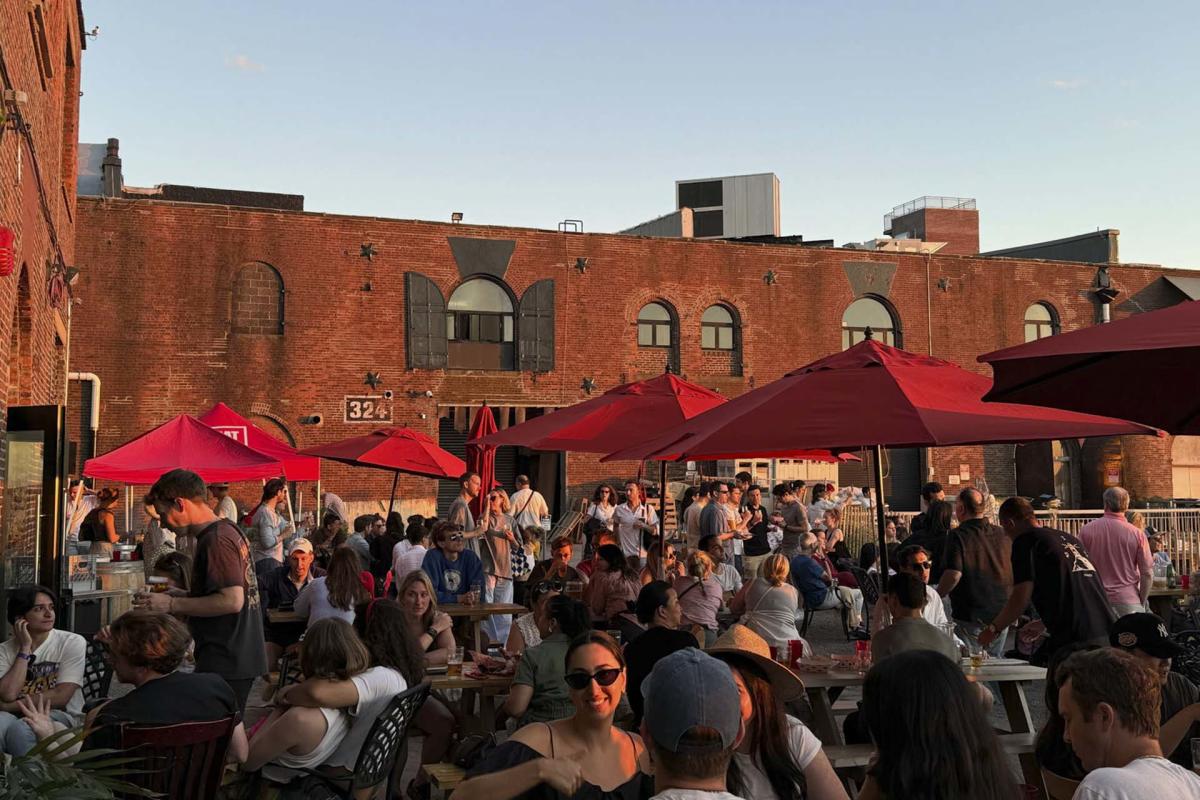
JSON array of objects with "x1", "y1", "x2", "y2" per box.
[
  {"x1": 386, "y1": 472, "x2": 399, "y2": 522},
  {"x1": 659, "y1": 460, "x2": 667, "y2": 579},
  {"x1": 873, "y1": 444, "x2": 890, "y2": 592},
  {"x1": 283, "y1": 485, "x2": 296, "y2": 527},
  {"x1": 124, "y1": 485, "x2": 132, "y2": 535}
]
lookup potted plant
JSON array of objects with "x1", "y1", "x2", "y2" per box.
[{"x1": 0, "y1": 727, "x2": 155, "y2": 799}]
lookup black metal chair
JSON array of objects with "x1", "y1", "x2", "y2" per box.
[
  {"x1": 276, "y1": 648, "x2": 304, "y2": 691},
  {"x1": 798, "y1": 591, "x2": 851, "y2": 639},
  {"x1": 847, "y1": 565, "x2": 881, "y2": 632},
  {"x1": 82, "y1": 636, "x2": 114, "y2": 710},
  {"x1": 303, "y1": 682, "x2": 431, "y2": 799}
]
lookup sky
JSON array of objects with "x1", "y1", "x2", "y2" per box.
[{"x1": 78, "y1": 1, "x2": 1200, "y2": 267}]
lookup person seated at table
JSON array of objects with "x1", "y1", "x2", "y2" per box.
[
  {"x1": 730, "y1": 554, "x2": 809, "y2": 657},
  {"x1": 1110, "y1": 612, "x2": 1200, "y2": 770},
  {"x1": 0, "y1": 585, "x2": 86, "y2": 756},
  {"x1": 709, "y1": 625, "x2": 848, "y2": 800},
  {"x1": 1149, "y1": 532, "x2": 1172, "y2": 570},
  {"x1": 858, "y1": 650, "x2": 1016, "y2": 800},
  {"x1": 259, "y1": 538, "x2": 325, "y2": 667},
  {"x1": 623, "y1": 581, "x2": 697, "y2": 728},
  {"x1": 672, "y1": 551, "x2": 723, "y2": 648},
  {"x1": 871, "y1": 573, "x2": 959, "y2": 664},
  {"x1": 1034, "y1": 642, "x2": 1096, "y2": 783},
  {"x1": 396, "y1": 569, "x2": 454, "y2": 666},
  {"x1": 700, "y1": 534, "x2": 743, "y2": 606},
  {"x1": 506, "y1": 579, "x2": 564, "y2": 656},
  {"x1": 421, "y1": 522, "x2": 486, "y2": 605},
  {"x1": 245, "y1": 618, "x2": 368, "y2": 781},
  {"x1": 789, "y1": 533, "x2": 864, "y2": 633},
  {"x1": 1055, "y1": 648, "x2": 1200, "y2": 797},
  {"x1": 582, "y1": 544, "x2": 642, "y2": 643},
  {"x1": 457, "y1": 630, "x2": 652, "y2": 800},
  {"x1": 391, "y1": 520, "x2": 431, "y2": 589},
  {"x1": 640, "y1": 541, "x2": 685, "y2": 585},
  {"x1": 526, "y1": 536, "x2": 587, "y2": 588},
  {"x1": 821, "y1": 509, "x2": 857, "y2": 587},
  {"x1": 869, "y1": 545, "x2": 949, "y2": 632},
  {"x1": 295, "y1": 545, "x2": 370, "y2": 628},
  {"x1": 499, "y1": 596, "x2": 591, "y2": 729},
  {"x1": 576, "y1": 531, "x2": 618, "y2": 579}
]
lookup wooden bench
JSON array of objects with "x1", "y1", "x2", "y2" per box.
[
  {"x1": 825, "y1": 732, "x2": 1036, "y2": 769},
  {"x1": 425, "y1": 762, "x2": 466, "y2": 799}
]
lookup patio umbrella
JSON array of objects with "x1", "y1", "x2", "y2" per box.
[
  {"x1": 604, "y1": 339, "x2": 1161, "y2": 582},
  {"x1": 301, "y1": 427, "x2": 467, "y2": 520},
  {"x1": 979, "y1": 300, "x2": 1200, "y2": 434},
  {"x1": 466, "y1": 405, "x2": 499, "y2": 519},
  {"x1": 198, "y1": 403, "x2": 321, "y2": 481}
]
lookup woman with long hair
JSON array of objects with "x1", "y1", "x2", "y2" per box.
[
  {"x1": 730, "y1": 554, "x2": 809, "y2": 655},
  {"x1": 500, "y1": 596, "x2": 592, "y2": 727},
  {"x1": 245, "y1": 618, "x2": 368, "y2": 778},
  {"x1": 711, "y1": 625, "x2": 847, "y2": 800},
  {"x1": 585, "y1": 484, "x2": 617, "y2": 531},
  {"x1": 457, "y1": 630, "x2": 652, "y2": 800},
  {"x1": 671, "y1": 550, "x2": 723, "y2": 647},
  {"x1": 396, "y1": 569, "x2": 455, "y2": 666},
  {"x1": 917, "y1": 499, "x2": 954, "y2": 584},
  {"x1": 859, "y1": 650, "x2": 1018, "y2": 800},
  {"x1": 639, "y1": 540, "x2": 684, "y2": 585},
  {"x1": 480, "y1": 488, "x2": 521, "y2": 644},
  {"x1": 295, "y1": 546, "x2": 371, "y2": 627},
  {"x1": 80, "y1": 488, "x2": 120, "y2": 558},
  {"x1": 506, "y1": 579, "x2": 563, "y2": 656},
  {"x1": 582, "y1": 544, "x2": 641, "y2": 641}
]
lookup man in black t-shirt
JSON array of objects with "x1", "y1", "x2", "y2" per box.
[
  {"x1": 979, "y1": 498, "x2": 1114, "y2": 665},
  {"x1": 908, "y1": 481, "x2": 945, "y2": 538},
  {"x1": 740, "y1": 486, "x2": 772, "y2": 578},
  {"x1": 138, "y1": 469, "x2": 268, "y2": 713},
  {"x1": 937, "y1": 487, "x2": 1012, "y2": 657}
]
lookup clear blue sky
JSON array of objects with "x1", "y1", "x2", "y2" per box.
[{"x1": 79, "y1": 1, "x2": 1200, "y2": 266}]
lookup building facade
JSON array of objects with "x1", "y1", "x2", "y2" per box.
[{"x1": 69, "y1": 189, "x2": 1191, "y2": 517}]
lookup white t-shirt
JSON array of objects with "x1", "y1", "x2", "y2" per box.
[
  {"x1": 0, "y1": 629, "x2": 87, "y2": 716},
  {"x1": 1073, "y1": 756, "x2": 1200, "y2": 799},
  {"x1": 871, "y1": 584, "x2": 949, "y2": 631},
  {"x1": 714, "y1": 562, "x2": 743, "y2": 596},
  {"x1": 730, "y1": 716, "x2": 821, "y2": 800},
  {"x1": 325, "y1": 666, "x2": 407, "y2": 769},
  {"x1": 510, "y1": 488, "x2": 549, "y2": 530},
  {"x1": 392, "y1": 540, "x2": 428, "y2": 584},
  {"x1": 651, "y1": 790, "x2": 746, "y2": 800},
  {"x1": 263, "y1": 706, "x2": 349, "y2": 781},
  {"x1": 613, "y1": 503, "x2": 658, "y2": 559},
  {"x1": 294, "y1": 577, "x2": 357, "y2": 627},
  {"x1": 723, "y1": 505, "x2": 744, "y2": 556},
  {"x1": 585, "y1": 503, "x2": 615, "y2": 530}
]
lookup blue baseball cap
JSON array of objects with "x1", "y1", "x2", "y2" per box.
[{"x1": 641, "y1": 647, "x2": 740, "y2": 752}]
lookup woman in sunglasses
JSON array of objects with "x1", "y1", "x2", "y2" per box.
[
  {"x1": 638, "y1": 541, "x2": 685, "y2": 586},
  {"x1": 584, "y1": 484, "x2": 617, "y2": 532},
  {"x1": 498, "y1": 596, "x2": 591, "y2": 729},
  {"x1": 459, "y1": 630, "x2": 652, "y2": 800},
  {"x1": 505, "y1": 579, "x2": 563, "y2": 656}
]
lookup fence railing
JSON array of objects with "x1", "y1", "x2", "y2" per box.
[{"x1": 841, "y1": 506, "x2": 1198, "y2": 576}]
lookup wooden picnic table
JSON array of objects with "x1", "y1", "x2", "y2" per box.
[
  {"x1": 803, "y1": 658, "x2": 1047, "y2": 796},
  {"x1": 428, "y1": 670, "x2": 516, "y2": 732},
  {"x1": 267, "y1": 608, "x2": 304, "y2": 625},
  {"x1": 1149, "y1": 586, "x2": 1187, "y2": 625},
  {"x1": 440, "y1": 603, "x2": 527, "y2": 651}
]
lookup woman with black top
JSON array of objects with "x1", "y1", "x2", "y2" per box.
[
  {"x1": 622, "y1": 581, "x2": 697, "y2": 728},
  {"x1": 457, "y1": 630, "x2": 652, "y2": 800},
  {"x1": 80, "y1": 488, "x2": 120, "y2": 558}
]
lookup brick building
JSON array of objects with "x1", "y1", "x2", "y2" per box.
[
  {"x1": 0, "y1": 2, "x2": 84, "y2": 590},
  {"x1": 68, "y1": 158, "x2": 1198, "y2": 517}
]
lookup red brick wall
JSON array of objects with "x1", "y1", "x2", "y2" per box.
[
  {"x1": 70, "y1": 198, "x2": 1182, "y2": 509},
  {"x1": 887, "y1": 208, "x2": 980, "y2": 256},
  {"x1": 231, "y1": 261, "x2": 284, "y2": 335}
]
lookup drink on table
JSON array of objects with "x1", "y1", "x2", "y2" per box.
[
  {"x1": 447, "y1": 646, "x2": 464, "y2": 677},
  {"x1": 566, "y1": 580, "x2": 583, "y2": 600}
]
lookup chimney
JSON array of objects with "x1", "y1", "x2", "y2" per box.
[{"x1": 101, "y1": 137, "x2": 123, "y2": 197}]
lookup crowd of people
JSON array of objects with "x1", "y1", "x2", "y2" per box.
[{"x1": 14, "y1": 468, "x2": 1200, "y2": 799}]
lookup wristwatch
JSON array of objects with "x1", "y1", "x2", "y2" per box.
[{"x1": 426, "y1": 626, "x2": 438, "y2": 640}]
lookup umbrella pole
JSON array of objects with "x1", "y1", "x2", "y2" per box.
[
  {"x1": 872, "y1": 444, "x2": 890, "y2": 591},
  {"x1": 284, "y1": 485, "x2": 296, "y2": 527},
  {"x1": 659, "y1": 460, "x2": 667, "y2": 579},
  {"x1": 386, "y1": 471, "x2": 399, "y2": 521}
]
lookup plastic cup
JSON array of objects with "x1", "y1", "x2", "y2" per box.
[
  {"x1": 447, "y1": 646, "x2": 464, "y2": 677},
  {"x1": 788, "y1": 639, "x2": 805, "y2": 666}
]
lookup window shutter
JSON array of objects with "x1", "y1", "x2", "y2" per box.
[
  {"x1": 517, "y1": 279, "x2": 555, "y2": 373},
  {"x1": 405, "y1": 272, "x2": 448, "y2": 369}
]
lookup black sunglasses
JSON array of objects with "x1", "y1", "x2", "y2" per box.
[
  {"x1": 448, "y1": 532, "x2": 464, "y2": 542},
  {"x1": 913, "y1": 561, "x2": 932, "y2": 570},
  {"x1": 564, "y1": 667, "x2": 622, "y2": 691},
  {"x1": 533, "y1": 580, "x2": 565, "y2": 594}
]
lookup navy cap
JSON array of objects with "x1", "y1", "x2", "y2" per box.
[{"x1": 641, "y1": 648, "x2": 740, "y2": 753}]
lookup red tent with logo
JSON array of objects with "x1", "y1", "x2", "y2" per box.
[
  {"x1": 466, "y1": 405, "x2": 499, "y2": 518},
  {"x1": 83, "y1": 414, "x2": 286, "y2": 484},
  {"x1": 979, "y1": 300, "x2": 1200, "y2": 434},
  {"x1": 198, "y1": 403, "x2": 321, "y2": 481},
  {"x1": 301, "y1": 427, "x2": 467, "y2": 519}
]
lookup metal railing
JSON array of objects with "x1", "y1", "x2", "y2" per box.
[{"x1": 883, "y1": 195, "x2": 977, "y2": 230}]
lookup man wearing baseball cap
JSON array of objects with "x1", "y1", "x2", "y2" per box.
[
  {"x1": 1110, "y1": 612, "x2": 1200, "y2": 768},
  {"x1": 641, "y1": 648, "x2": 746, "y2": 800},
  {"x1": 259, "y1": 538, "x2": 324, "y2": 670}
]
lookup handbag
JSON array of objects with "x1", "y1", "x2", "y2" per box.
[{"x1": 451, "y1": 732, "x2": 498, "y2": 770}]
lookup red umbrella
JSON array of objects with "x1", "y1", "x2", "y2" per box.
[
  {"x1": 301, "y1": 427, "x2": 467, "y2": 519},
  {"x1": 466, "y1": 405, "x2": 499, "y2": 519},
  {"x1": 979, "y1": 300, "x2": 1200, "y2": 433},
  {"x1": 198, "y1": 403, "x2": 321, "y2": 481},
  {"x1": 84, "y1": 414, "x2": 285, "y2": 484},
  {"x1": 605, "y1": 339, "x2": 1161, "y2": 580}
]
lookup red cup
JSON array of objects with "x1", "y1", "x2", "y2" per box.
[
  {"x1": 788, "y1": 639, "x2": 805, "y2": 666},
  {"x1": 1182, "y1": 573, "x2": 1191, "y2": 590}
]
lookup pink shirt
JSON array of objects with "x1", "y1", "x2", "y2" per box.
[{"x1": 1077, "y1": 511, "x2": 1153, "y2": 606}]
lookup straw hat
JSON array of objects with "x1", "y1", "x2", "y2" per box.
[{"x1": 707, "y1": 624, "x2": 805, "y2": 701}]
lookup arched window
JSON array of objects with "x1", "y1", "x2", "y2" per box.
[
  {"x1": 637, "y1": 302, "x2": 674, "y2": 347},
  {"x1": 1024, "y1": 302, "x2": 1060, "y2": 342},
  {"x1": 232, "y1": 262, "x2": 285, "y2": 335},
  {"x1": 446, "y1": 277, "x2": 515, "y2": 369},
  {"x1": 701, "y1": 305, "x2": 736, "y2": 350},
  {"x1": 841, "y1": 297, "x2": 899, "y2": 349}
]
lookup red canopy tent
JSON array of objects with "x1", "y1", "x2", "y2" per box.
[
  {"x1": 198, "y1": 403, "x2": 321, "y2": 481},
  {"x1": 301, "y1": 427, "x2": 467, "y2": 519},
  {"x1": 979, "y1": 300, "x2": 1200, "y2": 434},
  {"x1": 605, "y1": 340, "x2": 1161, "y2": 579},
  {"x1": 84, "y1": 414, "x2": 286, "y2": 485},
  {"x1": 466, "y1": 406, "x2": 499, "y2": 519}
]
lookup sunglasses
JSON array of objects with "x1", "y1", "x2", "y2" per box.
[
  {"x1": 533, "y1": 580, "x2": 565, "y2": 594},
  {"x1": 564, "y1": 667, "x2": 622, "y2": 691},
  {"x1": 912, "y1": 561, "x2": 932, "y2": 570},
  {"x1": 447, "y1": 533, "x2": 464, "y2": 542}
]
